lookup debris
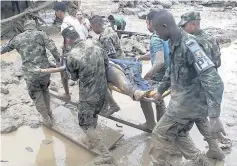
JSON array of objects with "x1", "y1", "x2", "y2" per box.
[
  {"x1": 116, "y1": 123, "x2": 123, "y2": 128},
  {"x1": 155, "y1": 0, "x2": 172, "y2": 8},
  {"x1": 226, "y1": 122, "x2": 236, "y2": 127},
  {"x1": 69, "y1": 80, "x2": 75, "y2": 86},
  {"x1": 25, "y1": 147, "x2": 33, "y2": 152},
  {"x1": 42, "y1": 139, "x2": 53, "y2": 145},
  {"x1": 138, "y1": 10, "x2": 150, "y2": 20},
  {"x1": 30, "y1": 123, "x2": 41, "y2": 128},
  {"x1": 1, "y1": 99, "x2": 9, "y2": 111},
  {"x1": 123, "y1": 8, "x2": 142, "y2": 15},
  {"x1": 1, "y1": 86, "x2": 9, "y2": 94},
  {"x1": 1, "y1": 125, "x2": 17, "y2": 134}
]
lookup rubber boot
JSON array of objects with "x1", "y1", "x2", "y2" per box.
[
  {"x1": 195, "y1": 153, "x2": 211, "y2": 166},
  {"x1": 156, "y1": 99, "x2": 166, "y2": 122},
  {"x1": 85, "y1": 128, "x2": 113, "y2": 165},
  {"x1": 93, "y1": 141, "x2": 113, "y2": 165},
  {"x1": 139, "y1": 101, "x2": 156, "y2": 130},
  {"x1": 41, "y1": 112, "x2": 53, "y2": 128},
  {"x1": 206, "y1": 139, "x2": 225, "y2": 160}
]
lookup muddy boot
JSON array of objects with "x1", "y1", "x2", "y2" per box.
[
  {"x1": 191, "y1": 153, "x2": 211, "y2": 166},
  {"x1": 156, "y1": 99, "x2": 166, "y2": 122},
  {"x1": 133, "y1": 90, "x2": 149, "y2": 101},
  {"x1": 206, "y1": 139, "x2": 225, "y2": 160},
  {"x1": 93, "y1": 141, "x2": 113, "y2": 165},
  {"x1": 42, "y1": 114, "x2": 53, "y2": 128},
  {"x1": 139, "y1": 101, "x2": 156, "y2": 130}
]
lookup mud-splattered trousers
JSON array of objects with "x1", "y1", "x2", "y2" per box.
[
  {"x1": 149, "y1": 31, "x2": 224, "y2": 165},
  {"x1": 26, "y1": 74, "x2": 52, "y2": 118}
]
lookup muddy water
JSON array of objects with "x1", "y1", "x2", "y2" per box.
[{"x1": 1, "y1": 126, "x2": 94, "y2": 166}]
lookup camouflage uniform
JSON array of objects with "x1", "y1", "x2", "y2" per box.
[
  {"x1": 150, "y1": 30, "x2": 224, "y2": 165},
  {"x1": 178, "y1": 11, "x2": 224, "y2": 160},
  {"x1": 99, "y1": 27, "x2": 125, "y2": 59},
  {"x1": 178, "y1": 11, "x2": 221, "y2": 68},
  {"x1": 66, "y1": 38, "x2": 108, "y2": 130},
  {"x1": 1, "y1": 20, "x2": 60, "y2": 124}
]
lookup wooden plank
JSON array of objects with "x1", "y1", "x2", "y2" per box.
[
  {"x1": 50, "y1": 106, "x2": 123, "y2": 154},
  {"x1": 50, "y1": 91, "x2": 152, "y2": 133}
]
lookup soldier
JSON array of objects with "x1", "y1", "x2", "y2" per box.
[
  {"x1": 178, "y1": 11, "x2": 221, "y2": 68},
  {"x1": 61, "y1": 26, "x2": 114, "y2": 165},
  {"x1": 149, "y1": 10, "x2": 226, "y2": 165},
  {"x1": 137, "y1": 10, "x2": 169, "y2": 123},
  {"x1": 1, "y1": 20, "x2": 61, "y2": 128},
  {"x1": 178, "y1": 11, "x2": 224, "y2": 160},
  {"x1": 90, "y1": 15, "x2": 157, "y2": 130}
]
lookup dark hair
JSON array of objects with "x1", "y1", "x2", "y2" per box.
[
  {"x1": 147, "y1": 10, "x2": 158, "y2": 21},
  {"x1": 90, "y1": 15, "x2": 103, "y2": 25},
  {"x1": 61, "y1": 26, "x2": 79, "y2": 40},
  {"x1": 108, "y1": 15, "x2": 115, "y2": 21},
  {"x1": 54, "y1": 2, "x2": 66, "y2": 12}
]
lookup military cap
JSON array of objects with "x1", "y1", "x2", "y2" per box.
[
  {"x1": 61, "y1": 26, "x2": 79, "y2": 39},
  {"x1": 24, "y1": 20, "x2": 36, "y2": 30},
  {"x1": 178, "y1": 11, "x2": 201, "y2": 27}
]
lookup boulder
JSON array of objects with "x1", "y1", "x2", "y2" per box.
[
  {"x1": 121, "y1": 37, "x2": 147, "y2": 55},
  {"x1": 138, "y1": 10, "x2": 150, "y2": 20},
  {"x1": 123, "y1": 8, "x2": 142, "y2": 15},
  {"x1": 158, "y1": 0, "x2": 172, "y2": 8},
  {"x1": 1, "y1": 99, "x2": 9, "y2": 111},
  {"x1": 68, "y1": 80, "x2": 75, "y2": 86},
  {"x1": 1, "y1": 86, "x2": 9, "y2": 94},
  {"x1": 144, "y1": 2, "x2": 153, "y2": 8}
]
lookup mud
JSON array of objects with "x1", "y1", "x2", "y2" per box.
[
  {"x1": 1, "y1": 1, "x2": 237, "y2": 166},
  {"x1": 1, "y1": 126, "x2": 94, "y2": 166}
]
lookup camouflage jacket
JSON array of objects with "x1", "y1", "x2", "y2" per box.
[
  {"x1": 1, "y1": 29, "x2": 60, "y2": 80},
  {"x1": 66, "y1": 39, "x2": 108, "y2": 102},
  {"x1": 193, "y1": 29, "x2": 221, "y2": 68},
  {"x1": 158, "y1": 30, "x2": 224, "y2": 120},
  {"x1": 99, "y1": 27, "x2": 125, "y2": 59}
]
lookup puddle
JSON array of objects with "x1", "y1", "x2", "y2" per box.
[{"x1": 1, "y1": 126, "x2": 94, "y2": 166}]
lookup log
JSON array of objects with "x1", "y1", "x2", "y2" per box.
[{"x1": 1, "y1": 1, "x2": 54, "y2": 24}]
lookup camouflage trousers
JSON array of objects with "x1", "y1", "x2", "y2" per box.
[
  {"x1": 150, "y1": 113, "x2": 202, "y2": 166},
  {"x1": 26, "y1": 74, "x2": 51, "y2": 118},
  {"x1": 77, "y1": 96, "x2": 107, "y2": 131}
]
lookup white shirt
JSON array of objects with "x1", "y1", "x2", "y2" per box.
[{"x1": 61, "y1": 14, "x2": 88, "y2": 40}]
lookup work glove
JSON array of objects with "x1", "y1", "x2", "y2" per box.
[{"x1": 209, "y1": 117, "x2": 226, "y2": 139}]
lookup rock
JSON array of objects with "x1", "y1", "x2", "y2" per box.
[
  {"x1": 21, "y1": 98, "x2": 30, "y2": 104},
  {"x1": 14, "y1": 71, "x2": 23, "y2": 77},
  {"x1": 144, "y1": 2, "x2": 152, "y2": 8},
  {"x1": 1, "y1": 123, "x2": 18, "y2": 134},
  {"x1": 159, "y1": 0, "x2": 172, "y2": 8},
  {"x1": 137, "y1": 5, "x2": 146, "y2": 11},
  {"x1": 25, "y1": 147, "x2": 33, "y2": 152},
  {"x1": 138, "y1": 10, "x2": 150, "y2": 20},
  {"x1": 123, "y1": 8, "x2": 141, "y2": 15},
  {"x1": 1, "y1": 86, "x2": 9, "y2": 94},
  {"x1": 1, "y1": 99, "x2": 9, "y2": 111},
  {"x1": 151, "y1": 4, "x2": 164, "y2": 11},
  {"x1": 233, "y1": 7, "x2": 237, "y2": 11},
  {"x1": 42, "y1": 139, "x2": 53, "y2": 145},
  {"x1": 1, "y1": 78, "x2": 19, "y2": 85},
  {"x1": 121, "y1": 38, "x2": 147, "y2": 55},
  {"x1": 30, "y1": 123, "x2": 40, "y2": 128},
  {"x1": 226, "y1": 122, "x2": 236, "y2": 127},
  {"x1": 68, "y1": 80, "x2": 75, "y2": 86},
  {"x1": 13, "y1": 115, "x2": 19, "y2": 120}
]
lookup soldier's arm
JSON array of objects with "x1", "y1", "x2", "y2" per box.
[
  {"x1": 41, "y1": 32, "x2": 60, "y2": 63},
  {"x1": 157, "y1": 67, "x2": 171, "y2": 94},
  {"x1": 1, "y1": 38, "x2": 16, "y2": 54},
  {"x1": 102, "y1": 37, "x2": 117, "y2": 58},
  {"x1": 186, "y1": 39, "x2": 224, "y2": 118},
  {"x1": 66, "y1": 55, "x2": 79, "y2": 81}
]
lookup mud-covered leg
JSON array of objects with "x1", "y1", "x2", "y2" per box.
[
  {"x1": 60, "y1": 71, "x2": 71, "y2": 101},
  {"x1": 29, "y1": 89, "x2": 52, "y2": 128},
  {"x1": 42, "y1": 88, "x2": 52, "y2": 118},
  {"x1": 139, "y1": 101, "x2": 156, "y2": 130},
  {"x1": 195, "y1": 118, "x2": 225, "y2": 160},
  {"x1": 78, "y1": 100, "x2": 115, "y2": 165},
  {"x1": 107, "y1": 65, "x2": 147, "y2": 101},
  {"x1": 102, "y1": 89, "x2": 120, "y2": 117}
]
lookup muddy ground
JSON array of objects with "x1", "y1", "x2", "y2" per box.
[{"x1": 1, "y1": 1, "x2": 237, "y2": 166}]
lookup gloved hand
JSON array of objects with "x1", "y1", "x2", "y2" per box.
[{"x1": 209, "y1": 117, "x2": 226, "y2": 139}]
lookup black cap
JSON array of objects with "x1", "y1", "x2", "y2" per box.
[
  {"x1": 54, "y1": 2, "x2": 66, "y2": 12},
  {"x1": 61, "y1": 26, "x2": 79, "y2": 39}
]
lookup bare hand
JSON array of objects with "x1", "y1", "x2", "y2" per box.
[
  {"x1": 142, "y1": 92, "x2": 162, "y2": 104},
  {"x1": 209, "y1": 117, "x2": 226, "y2": 139}
]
